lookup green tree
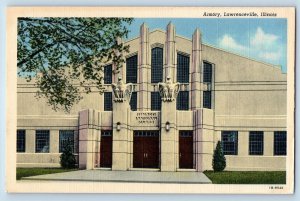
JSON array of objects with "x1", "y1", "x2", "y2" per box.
[
  {"x1": 212, "y1": 141, "x2": 226, "y2": 172},
  {"x1": 17, "y1": 17, "x2": 133, "y2": 112},
  {"x1": 60, "y1": 138, "x2": 76, "y2": 169}
]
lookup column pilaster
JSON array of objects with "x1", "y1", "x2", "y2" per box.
[
  {"x1": 191, "y1": 28, "x2": 202, "y2": 110},
  {"x1": 138, "y1": 23, "x2": 150, "y2": 110},
  {"x1": 164, "y1": 23, "x2": 176, "y2": 82}
]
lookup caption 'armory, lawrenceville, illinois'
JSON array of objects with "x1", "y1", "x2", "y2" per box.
[{"x1": 16, "y1": 23, "x2": 287, "y2": 172}]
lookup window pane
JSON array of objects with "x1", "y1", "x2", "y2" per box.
[
  {"x1": 249, "y1": 131, "x2": 264, "y2": 155},
  {"x1": 104, "y1": 64, "x2": 112, "y2": 84},
  {"x1": 59, "y1": 130, "x2": 75, "y2": 153},
  {"x1": 17, "y1": 130, "x2": 26, "y2": 152},
  {"x1": 177, "y1": 53, "x2": 190, "y2": 83},
  {"x1": 203, "y1": 62, "x2": 212, "y2": 83},
  {"x1": 151, "y1": 47, "x2": 163, "y2": 83},
  {"x1": 221, "y1": 131, "x2": 238, "y2": 155},
  {"x1": 104, "y1": 92, "x2": 112, "y2": 111},
  {"x1": 130, "y1": 92, "x2": 137, "y2": 111},
  {"x1": 177, "y1": 91, "x2": 189, "y2": 110},
  {"x1": 203, "y1": 91, "x2": 211, "y2": 109},
  {"x1": 35, "y1": 130, "x2": 50, "y2": 153},
  {"x1": 151, "y1": 92, "x2": 161, "y2": 111},
  {"x1": 274, "y1": 131, "x2": 287, "y2": 155},
  {"x1": 126, "y1": 55, "x2": 138, "y2": 83},
  {"x1": 179, "y1": 130, "x2": 193, "y2": 137},
  {"x1": 102, "y1": 130, "x2": 112, "y2": 136}
]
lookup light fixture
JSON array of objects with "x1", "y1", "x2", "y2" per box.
[
  {"x1": 165, "y1": 121, "x2": 170, "y2": 132},
  {"x1": 116, "y1": 122, "x2": 121, "y2": 131}
]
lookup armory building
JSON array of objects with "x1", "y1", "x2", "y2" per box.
[{"x1": 16, "y1": 23, "x2": 287, "y2": 171}]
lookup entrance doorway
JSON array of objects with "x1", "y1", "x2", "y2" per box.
[
  {"x1": 179, "y1": 131, "x2": 193, "y2": 169},
  {"x1": 100, "y1": 130, "x2": 112, "y2": 168},
  {"x1": 133, "y1": 131, "x2": 159, "y2": 168}
]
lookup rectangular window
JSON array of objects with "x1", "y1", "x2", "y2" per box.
[
  {"x1": 151, "y1": 47, "x2": 163, "y2": 83},
  {"x1": 249, "y1": 131, "x2": 264, "y2": 155},
  {"x1": 126, "y1": 55, "x2": 138, "y2": 83},
  {"x1": 203, "y1": 62, "x2": 212, "y2": 83},
  {"x1": 17, "y1": 130, "x2": 26, "y2": 152},
  {"x1": 102, "y1": 130, "x2": 113, "y2": 136},
  {"x1": 104, "y1": 92, "x2": 112, "y2": 111},
  {"x1": 151, "y1": 92, "x2": 161, "y2": 111},
  {"x1": 179, "y1": 130, "x2": 193, "y2": 137},
  {"x1": 274, "y1": 131, "x2": 287, "y2": 155},
  {"x1": 130, "y1": 92, "x2": 137, "y2": 111},
  {"x1": 203, "y1": 91, "x2": 212, "y2": 109},
  {"x1": 104, "y1": 64, "x2": 112, "y2": 84},
  {"x1": 59, "y1": 130, "x2": 75, "y2": 153},
  {"x1": 177, "y1": 91, "x2": 189, "y2": 110},
  {"x1": 35, "y1": 130, "x2": 50, "y2": 153},
  {"x1": 177, "y1": 53, "x2": 190, "y2": 83},
  {"x1": 221, "y1": 131, "x2": 238, "y2": 155}
]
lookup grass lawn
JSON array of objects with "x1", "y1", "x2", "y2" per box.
[
  {"x1": 204, "y1": 171, "x2": 286, "y2": 184},
  {"x1": 16, "y1": 168, "x2": 78, "y2": 180}
]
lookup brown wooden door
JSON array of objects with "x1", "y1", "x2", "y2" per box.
[
  {"x1": 100, "y1": 131, "x2": 112, "y2": 168},
  {"x1": 179, "y1": 131, "x2": 193, "y2": 169},
  {"x1": 133, "y1": 131, "x2": 159, "y2": 168},
  {"x1": 143, "y1": 134, "x2": 159, "y2": 168},
  {"x1": 133, "y1": 135, "x2": 144, "y2": 168}
]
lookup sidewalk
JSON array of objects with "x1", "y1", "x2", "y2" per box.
[{"x1": 22, "y1": 170, "x2": 212, "y2": 184}]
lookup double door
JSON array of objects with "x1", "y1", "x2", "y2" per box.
[{"x1": 133, "y1": 131, "x2": 159, "y2": 168}]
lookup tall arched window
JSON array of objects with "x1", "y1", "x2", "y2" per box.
[
  {"x1": 126, "y1": 55, "x2": 138, "y2": 83},
  {"x1": 177, "y1": 53, "x2": 190, "y2": 83},
  {"x1": 151, "y1": 47, "x2": 163, "y2": 83}
]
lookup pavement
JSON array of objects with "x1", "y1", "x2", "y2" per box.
[{"x1": 22, "y1": 169, "x2": 212, "y2": 184}]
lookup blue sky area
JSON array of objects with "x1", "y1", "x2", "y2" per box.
[{"x1": 126, "y1": 18, "x2": 287, "y2": 73}]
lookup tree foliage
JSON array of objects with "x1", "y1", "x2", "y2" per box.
[
  {"x1": 60, "y1": 138, "x2": 76, "y2": 169},
  {"x1": 212, "y1": 141, "x2": 226, "y2": 172},
  {"x1": 17, "y1": 17, "x2": 133, "y2": 112}
]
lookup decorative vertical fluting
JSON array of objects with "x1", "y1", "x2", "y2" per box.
[
  {"x1": 138, "y1": 23, "x2": 150, "y2": 110},
  {"x1": 191, "y1": 28, "x2": 202, "y2": 110},
  {"x1": 164, "y1": 22, "x2": 177, "y2": 82}
]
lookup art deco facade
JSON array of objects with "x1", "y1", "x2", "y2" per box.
[{"x1": 16, "y1": 23, "x2": 287, "y2": 171}]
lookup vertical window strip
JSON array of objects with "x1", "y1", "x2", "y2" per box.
[
  {"x1": 130, "y1": 92, "x2": 137, "y2": 111},
  {"x1": 59, "y1": 130, "x2": 75, "y2": 153},
  {"x1": 203, "y1": 91, "x2": 212, "y2": 109},
  {"x1": 104, "y1": 64, "x2": 112, "y2": 84},
  {"x1": 203, "y1": 62, "x2": 212, "y2": 83},
  {"x1": 151, "y1": 92, "x2": 161, "y2": 111},
  {"x1": 126, "y1": 55, "x2": 138, "y2": 83},
  {"x1": 104, "y1": 92, "x2": 112, "y2": 111},
  {"x1": 151, "y1": 47, "x2": 163, "y2": 83},
  {"x1": 17, "y1": 130, "x2": 26, "y2": 152},
  {"x1": 35, "y1": 130, "x2": 50, "y2": 153},
  {"x1": 249, "y1": 131, "x2": 264, "y2": 155},
  {"x1": 177, "y1": 53, "x2": 190, "y2": 83},
  {"x1": 177, "y1": 91, "x2": 189, "y2": 110},
  {"x1": 274, "y1": 131, "x2": 287, "y2": 155},
  {"x1": 221, "y1": 131, "x2": 238, "y2": 155}
]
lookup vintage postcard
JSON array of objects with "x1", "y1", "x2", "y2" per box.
[{"x1": 6, "y1": 7, "x2": 295, "y2": 194}]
